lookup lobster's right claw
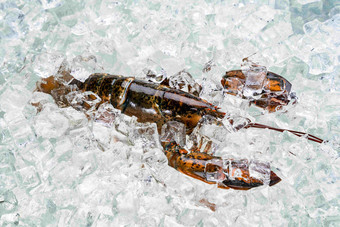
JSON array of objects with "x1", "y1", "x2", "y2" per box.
[{"x1": 221, "y1": 70, "x2": 296, "y2": 112}]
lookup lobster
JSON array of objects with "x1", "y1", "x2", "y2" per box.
[{"x1": 34, "y1": 68, "x2": 323, "y2": 190}]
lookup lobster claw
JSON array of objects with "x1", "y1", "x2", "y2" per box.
[
  {"x1": 221, "y1": 70, "x2": 296, "y2": 112},
  {"x1": 163, "y1": 142, "x2": 281, "y2": 190},
  {"x1": 205, "y1": 159, "x2": 281, "y2": 190}
]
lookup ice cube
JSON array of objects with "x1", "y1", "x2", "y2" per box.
[
  {"x1": 142, "y1": 147, "x2": 168, "y2": 173},
  {"x1": 0, "y1": 190, "x2": 18, "y2": 214},
  {"x1": 68, "y1": 127, "x2": 94, "y2": 150},
  {"x1": 33, "y1": 105, "x2": 70, "y2": 138},
  {"x1": 0, "y1": 213, "x2": 20, "y2": 225},
  {"x1": 198, "y1": 116, "x2": 230, "y2": 143},
  {"x1": 67, "y1": 208, "x2": 97, "y2": 227},
  {"x1": 49, "y1": 87, "x2": 73, "y2": 108},
  {"x1": 249, "y1": 160, "x2": 271, "y2": 185},
  {"x1": 142, "y1": 58, "x2": 166, "y2": 83},
  {"x1": 15, "y1": 166, "x2": 41, "y2": 192},
  {"x1": 30, "y1": 91, "x2": 54, "y2": 112},
  {"x1": 222, "y1": 115, "x2": 251, "y2": 131},
  {"x1": 0, "y1": 119, "x2": 12, "y2": 145},
  {"x1": 94, "y1": 103, "x2": 120, "y2": 127},
  {"x1": 177, "y1": 209, "x2": 211, "y2": 226},
  {"x1": 48, "y1": 162, "x2": 78, "y2": 187},
  {"x1": 0, "y1": 172, "x2": 17, "y2": 192},
  {"x1": 69, "y1": 55, "x2": 98, "y2": 80},
  {"x1": 168, "y1": 70, "x2": 202, "y2": 96},
  {"x1": 54, "y1": 138, "x2": 73, "y2": 162},
  {"x1": 78, "y1": 175, "x2": 99, "y2": 195},
  {"x1": 160, "y1": 121, "x2": 186, "y2": 147},
  {"x1": 130, "y1": 122, "x2": 160, "y2": 149},
  {"x1": 62, "y1": 107, "x2": 88, "y2": 129},
  {"x1": 241, "y1": 6, "x2": 274, "y2": 34},
  {"x1": 114, "y1": 113, "x2": 135, "y2": 137},
  {"x1": 32, "y1": 52, "x2": 65, "y2": 78},
  {"x1": 143, "y1": 67, "x2": 165, "y2": 83},
  {"x1": 308, "y1": 53, "x2": 334, "y2": 74},
  {"x1": 223, "y1": 159, "x2": 248, "y2": 181},
  {"x1": 92, "y1": 122, "x2": 112, "y2": 147},
  {"x1": 40, "y1": 0, "x2": 64, "y2": 9},
  {"x1": 65, "y1": 90, "x2": 102, "y2": 116},
  {"x1": 160, "y1": 57, "x2": 185, "y2": 78},
  {"x1": 74, "y1": 152, "x2": 98, "y2": 179},
  {"x1": 205, "y1": 161, "x2": 222, "y2": 183},
  {"x1": 242, "y1": 65, "x2": 268, "y2": 98},
  {"x1": 116, "y1": 191, "x2": 139, "y2": 215},
  {"x1": 0, "y1": 85, "x2": 32, "y2": 113},
  {"x1": 187, "y1": 115, "x2": 230, "y2": 153},
  {"x1": 4, "y1": 113, "x2": 35, "y2": 147},
  {"x1": 14, "y1": 145, "x2": 39, "y2": 170},
  {"x1": 199, "y1": 68, "x2": 225, "y2": 105}
]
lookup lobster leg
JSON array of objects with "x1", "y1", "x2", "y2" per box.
[{"x1": 162, "y1": 141, "x2": 281, "y2": 190}]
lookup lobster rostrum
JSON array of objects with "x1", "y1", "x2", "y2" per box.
[{"x1": 35, "y1": 66, "x2": 324, "y2": 190}]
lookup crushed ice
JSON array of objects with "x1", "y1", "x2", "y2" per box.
[{"x1": 0, "y1": 0, "x2": 339, "y2": 226}]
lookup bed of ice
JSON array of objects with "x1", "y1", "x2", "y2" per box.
[{"x1": 1, "y1": 0, "x2": 339, "y2": 226}]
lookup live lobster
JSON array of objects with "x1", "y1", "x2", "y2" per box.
[{"x1": 34, "y1": 68, "x2": 323, "y2": 190}]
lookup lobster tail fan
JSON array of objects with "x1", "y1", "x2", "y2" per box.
[{"x1": 245, "y1": 123, "x2": 324, "y2": 144}]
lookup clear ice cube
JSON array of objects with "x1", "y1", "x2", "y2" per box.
[
  {"x1": 130, "y1": 122, "x2": 161, "y2": 149},
  {"x1": 94, "y1": 103, "x2": 120, "y2": 127},
  {"x1": 187, "y1": 115, "x2": 230, "y2": 153},
  {"x1": 308, "y1": 53, "x2": 334, "y2": 74},
  {"x1": 15, "y1": 166, "x2": 41, "y2": 192},
  {"x1": 223, "y1": 115, "x2": 251, "y2": 131},
  {"x1": 142, "y1": 58, "x2": 165, "y2": 83},
  {"x1": 33, "y1": 105, "x2": 70, "y2": 138},
  {"x1": 69, "y1": 55, "x2": 98, "y2": 80},
  {"x1": 0, "y1": 190, "x2": 17, "y2": 214},
  {"x1": 68, "y1": 126, "x2": 95, "y2": 150},
  {"x1": 160, "y1": 121, "x2": 186, "y2": 147},
  {"x1": 249, "y1": 160, "x2": 271, "y2": 185},
  {"x1": 168, "y1": 70, "x2": 202, "y2": 96},
  {"x1": 32, "y1": 52, "x2": 65, "y2": 78},
  {"x1": 40, "y1": 0, "x2": 63, "y2": 9},
  {"x1": 205, "y1": 159, "x2": 223, "y2": 183},
  {"x1": 242, "y1": 64, "x2": 268, "y2": 98},
  {"x1": 65, "y1": 90, "x2": 102, "y2": 116}
]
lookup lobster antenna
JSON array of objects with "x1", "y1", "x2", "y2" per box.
[{"x1": 245, "y1": 123, "x2": 324, "y2": 144}]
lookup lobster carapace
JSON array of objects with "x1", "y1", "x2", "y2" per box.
[{"x1": 35, "y1": 70, "x2": 323, "y2": 190}]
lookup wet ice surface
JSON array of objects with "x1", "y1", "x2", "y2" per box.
[{"x1": 1, "y1": 0, "x2": 340, "y2": 226}]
